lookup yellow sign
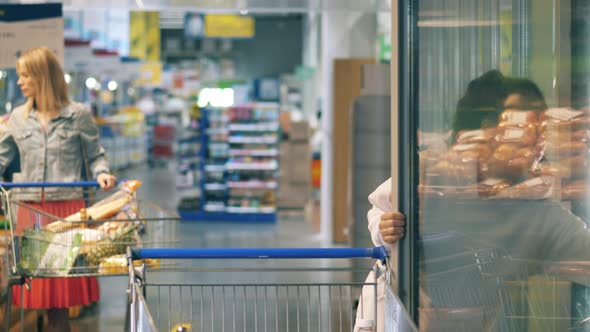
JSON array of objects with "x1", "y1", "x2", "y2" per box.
[
  {"x1": 129, "y1": 11, "x2": 146, "y2": 59},
  {"x1": 205, "y1": 15, "x2": 254, "y2": 38},
  {"x1": 135, "y1": 62, "x2": 162, "y2": 86},
  {"x1": 146, "y1": 12, "x2": 160, "y2": 61},
  {"x1": 129, "y1": 11, "x2": 160, "y2": 61}
]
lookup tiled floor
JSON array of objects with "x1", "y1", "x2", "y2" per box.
[{"x1": 62, "y1": 164, "x2": 366, "y2": 331}]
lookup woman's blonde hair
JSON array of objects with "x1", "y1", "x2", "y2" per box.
[{"x1": 16, "y1": 46, "x2": 69, "y2": 114}]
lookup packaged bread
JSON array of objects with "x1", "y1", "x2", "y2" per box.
[
  {"x1": 541, "y1": 141, "x2": 588, "y2": 159},
  {"x1": 487, "y1": 144, "x2": 538, "y2": 180},
  {"x1": 477, "y1": 178, "x2": 512, "y2": 197},
  {"x1": 539, "y1": 129, "x2": 590, "y2": 143},
  {"x1": 45, "y1": 180, "x2": 142, "y2": 232},
  {"x1": 449, "y1": 143, "x2": 492, "y2": 162},
  {"x1": 536, "y1": 156, "x2": 589, "y2": 179},
  {"x1": 561, "y1": 179, "x2": 588, "y2": 200},
  {"x1": 423, "y1": 142, "x2": 492, "y2": 190},
  {"x1": 426, "y1": 159, "x2": 479, "y2": 187},
  {"x1": 493, "y1": 127, "x2": 536, "y2": 146},
  {"x1": 498, "y1": 110, "x2": 537, "y2": 128},
  {"x1": 495, "y1": 177, "x2": 554, "y2": 200},
  {"x1": 539, "y1": 108, "x2": 590, "y2": 133},
  {"x1": 419, "y1": 147, "x2": 449, "y2": 169},
  {"x1": 455, "y1": 128, "x2": 496, "y2": 144}
]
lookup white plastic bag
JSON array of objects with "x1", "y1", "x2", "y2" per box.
[{"x1": 355, "y1": 262, "x2": 388, "y2": 332}]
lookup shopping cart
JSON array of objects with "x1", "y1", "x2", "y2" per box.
[
  {"x1": 127, "y1": 247, "x2": 417, "y2": 332},
  {"x1": 0, "y1": 181, "x2": 180, "y2": 331}
]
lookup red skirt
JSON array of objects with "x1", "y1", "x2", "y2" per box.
[{"x1": 12, "y1": 200, "x2": 100, "y2": 309}]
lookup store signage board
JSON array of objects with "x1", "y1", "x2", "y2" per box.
[
  {"x1": 0, "y1": 3, "x2": 64, "y2": 69},
  {"x1": 295, "y1": 65, "x2": 315, "y2": 81},
  {"x1": 64, "y1": 44, "x2": 93, "y2": 72},
  {"x1": 204, "y1": 15, "x2": 254, "y2": 38},
  {"x1": 93, "y1": 55, "x2": 120, "y2": 79},
  {"x1": 129, "y1": 11, "x2": 160, "y2": 62}
]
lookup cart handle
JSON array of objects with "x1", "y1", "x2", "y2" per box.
[
  {"x1": 131, "y1": 247, "x2": 389, "y2": 262},
  {"x1": 0, "y1": 181, "x2": 122, "y2": 188}
]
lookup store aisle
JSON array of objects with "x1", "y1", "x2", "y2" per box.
[{"x1": 70, "y1": 165, "x2": 336, "y2": 331}]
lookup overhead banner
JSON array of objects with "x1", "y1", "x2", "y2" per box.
[
  {"x1": 204, "y1": 15, "x2": 254, "y2": 38},
  {"x1": 129, "y1": 11, "x2": 160, "y2": 62},
  {"x1": 0, "y1": 3, "x2": 64, "y2": 69}
]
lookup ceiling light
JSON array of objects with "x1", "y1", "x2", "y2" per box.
[
  {"x1": 85, "y1": 77, "x2": 97, "y2": 89},
  {"x1": 107, "y1": 80, "x2": 118, "y2": 91}
]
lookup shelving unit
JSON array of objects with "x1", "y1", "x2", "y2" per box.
[
  {"x1": 179, "y1": 103, "x2": 280, "y2": 222},
  {"x1": 175, "y1": 116, "x2": 204, "y2": 212}
]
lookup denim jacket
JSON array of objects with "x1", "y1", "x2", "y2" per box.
[{"x1": 0, "y1": 102, "x2": 110, "y2": 201}]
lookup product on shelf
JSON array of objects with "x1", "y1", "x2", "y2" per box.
[
  {"x1": 420, "y1": 105, "x2": 590, "y2": 201},
  {"x1": 487, "y1": 143, "x2": 538, "y2": 180},
  {"x1": 492, "y1": 177, "x2": 554, "y2": 200},
  {"x1": 492, "y1": 126, "x2": 537, "y2": 147},
  {"x1": 477, "y1": 178, "x2": 512, "y2": 197},
  {"x1": 561, "y1": 179, "x2": 588, "y2": 200},
  {"x1": 185, "y1": 104, "x2": 280, "y2": 217},
  {"x1": 535, "y1": 155, "x2": 588, "y2": 179},
  {"x1": 498, "y1": 110, "x2": 538, "y2": 128},
  {"x1": 539, "y1": 108, "x2": 590, "y2": 132},
  {"x1": 455, "y1": 128, "x2": 497, "y2": 144}
]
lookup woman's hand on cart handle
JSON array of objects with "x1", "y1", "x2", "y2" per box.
[
  {"x1": 379, "y1": 212, "x2": 406, "y2": 244},
  {"x1": 97, "y1": 172, "x2": 117, "y2": 191}
]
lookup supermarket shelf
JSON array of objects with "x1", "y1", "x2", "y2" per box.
[
  {"x1": 235, "y1": 102, "x2": 280, "y2": 110},
  {"x1": 226, "y1": 206, "x2": 277, "y2": 214},
  {"x1": 229, "y1": 149, "x2": 279, "y2": 157},
  {"x1": 192, "y1": 106, "x2": 279, "y2": 223},
  {"x1": 205, "y1": 183, "x2": 227, "y2": 191},
  {"x1": 227, "y1": 181, "x2": 278, "y2": 189},
  {"x1": 177, "y1": 153, "x2": 201, "y2": 160},
  {"x1": 208, "y1": 116, "x2": 230, "y2": 123},
  {"x1": 204, "y1": 165, "x2": 226, "y2": 172},
  {"x1": 226, "y1": 162, "x2": 278, "y2": 171},
  {"x1": 179, "y1": 211, "x2": 277, "y2": 223},
  {"x1": 206, "y1": 128, "x2": 230, "y2": 135},
  {"x1": 203, "y1": 205, "x2": 226, "y2": 212},
  {"x1": 228, "y1": 136, "x2": 279, "y2": 144},
  {"x1": 228, "y1": 123, "x2": 279, "y2": 132},
  {"x1": 177, "y1": 136, "x2": 201, "y2": 144}
]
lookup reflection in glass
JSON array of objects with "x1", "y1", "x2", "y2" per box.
[{"x1": 416, "y1": 0, "x2": 590, "y2": 330}]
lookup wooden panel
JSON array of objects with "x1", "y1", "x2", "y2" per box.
[{"x1": 332, "y1": 58, "x2": 375, "y2": 244}]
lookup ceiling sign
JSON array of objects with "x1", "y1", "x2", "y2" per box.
[{"x1": 204, "y1": 14, "x2": 254, "y2": 39}]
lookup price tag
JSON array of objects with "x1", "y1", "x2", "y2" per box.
[{"x1": 503, "y1": 128, "x2": 525, "y2": 140}]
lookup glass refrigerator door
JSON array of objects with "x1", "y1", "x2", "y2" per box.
[{"x1": 402, "y1": 0, "x2": 590, "y2": 330}]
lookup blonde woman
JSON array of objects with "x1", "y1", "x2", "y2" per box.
[{"x1": 0, "y1": 47, "x2": 116, "y2": 332}]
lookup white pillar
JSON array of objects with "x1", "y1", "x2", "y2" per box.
[
  {"x1": 302, "y1": 13, "x2": 320, "y2": 121},
  {"x1": 319, "y1": 12, "x2": 377, "y2": 245}
]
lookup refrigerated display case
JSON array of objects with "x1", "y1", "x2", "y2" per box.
[{"x1": 396, "y1": 0, "x2": 590, "y2": 330}]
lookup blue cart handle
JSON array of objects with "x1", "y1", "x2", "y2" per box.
[
  {"x1": 0, "y1": 180, "x2": 123, "y2": 189},
  {"x1": 132, "y1": 247, "x2": 389, "y2": 262}
]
